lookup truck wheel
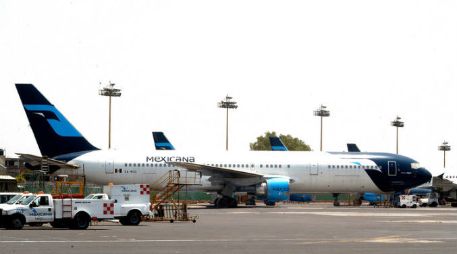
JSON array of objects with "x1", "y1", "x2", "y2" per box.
[
  {"x1": 71, "y1": 212, "x2": 90, "y2": 230},
  {"x1": 126, "y1": 211, "x2": 141, "y2": 226},
  {"x1": 8, "y1": 216, "x2": 24, "y2": 230}
]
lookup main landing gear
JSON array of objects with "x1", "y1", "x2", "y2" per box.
[
  {"x1": 214, "y1": 196, "x2": 238, "y2": 208},
  {"x1": 332, "y1": 193, "x2": 340, "y2": 206}
]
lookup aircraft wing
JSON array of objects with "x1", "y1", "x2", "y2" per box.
[
  {"x1": 169, "y1": 162, "x2": 264, "y2": 178},
  {"x1": 16, "y1": 153, "x2": 79, "y2": 169}
]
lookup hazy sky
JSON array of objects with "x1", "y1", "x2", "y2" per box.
[{"x1": 1, "y1": 0, "x2": 456, "y2": 175}]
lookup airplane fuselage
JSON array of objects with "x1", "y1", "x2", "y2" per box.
[{"x1": 69, "y1": 149, "x2": 430, "y2": 194}]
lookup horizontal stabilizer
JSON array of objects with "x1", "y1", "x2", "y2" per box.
[{"x1": 16, "y1": 153, "x2": 79, "y2": 173}]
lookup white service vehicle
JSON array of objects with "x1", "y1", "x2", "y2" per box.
[
  {"x1": 85, "y1": 184, "x2": 151, "y2": 225},
  {"x1": 397, "y1": 194, "x2": 419, "y2": 208},
  {"x1": 418, "y1": 192, "x2": 439, "y2": 207},
  {"x1": 0, "y1": 193, "x2": 115, "y2": 229}
]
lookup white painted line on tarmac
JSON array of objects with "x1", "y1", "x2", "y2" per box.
[
  {"x1": 381, "y1": 220, "x2": 457, "y2": 224},
  {"x1": 0, "y1": 236, "x2": 447, "y2": 244}
]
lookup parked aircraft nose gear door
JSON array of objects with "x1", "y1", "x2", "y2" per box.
[{"x1": 105, "y1": 161, "x2": 114, "y2": 174}]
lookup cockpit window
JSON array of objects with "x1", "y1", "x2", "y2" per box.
[{"x1": 411, "y1": 163, "x2": 420, "y2": 169}]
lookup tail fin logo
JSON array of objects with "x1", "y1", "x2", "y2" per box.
[{"x1": 24, "y1": 104, "x2": 82, "y2": 137}]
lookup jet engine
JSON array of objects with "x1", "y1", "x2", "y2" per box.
[{"x1": 256, "y1": 177, "x2": 290, "y2": 205}]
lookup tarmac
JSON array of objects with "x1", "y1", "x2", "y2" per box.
[{"x1": 1, "y1": 203, "x2": 456, "y2": 254}]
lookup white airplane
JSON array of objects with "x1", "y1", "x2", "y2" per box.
[{"x1": 15, "y1": 84, "x2": 432, "y2": 208}]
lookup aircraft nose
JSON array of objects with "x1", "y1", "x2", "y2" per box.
[{"x1": 417, "y1": 167, "x2": 432, "y2": 185}]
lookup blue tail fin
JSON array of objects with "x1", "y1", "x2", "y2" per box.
[
  {"x1": 152, "y1": 132, "x2": 175, "y2": 150},
  {"x1": 16, "y1": 84, "x2": 99, "y2": 159},
  {"x1": 347, "y1": 143, "x2": 361, "y2": 152},
  {"x1": 269, "y1": 136, "x2": 288, "y2": 151}
]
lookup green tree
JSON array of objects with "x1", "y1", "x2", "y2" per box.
[{"x1": 249, "y1": 131, "x2": 312, "y2": 151}]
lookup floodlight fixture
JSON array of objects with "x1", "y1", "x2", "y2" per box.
[
  {"x1": 218, "y1": 95, "x2": 238, "y2": 151},
  {"x1": 438, "y1": 141, "x2": 451, "y2": 168},
  {"x1": 314, "y1": 105, "x2": 330, "y2": 151},
  {"x1": 391, "y1": 116, "x2": 404, "y2": 154},
  {"x1": 99, "y1": 82, "x2": 122, "y2": 149}
]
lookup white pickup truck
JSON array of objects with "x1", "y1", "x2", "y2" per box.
[
  {"x1": 85, "y1": 184, "x2": 151, "y2": 226},
  {"x1": 0, "y1": 193, "x2": 115, "y2": 230}
]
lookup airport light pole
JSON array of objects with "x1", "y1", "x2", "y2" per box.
[
  {"x1": 391, "y1": 116, "x2": 404, "y2": 154},
  {"x1": 99, "y1": 82, "x2": 122, "y2": 149},
  {"x1": 218, "y1": 95, "x2": 238, "y2": 151},
  {"x1": 314, "y1": 105, "x2": 330, "y2": 152},
  {"x1": 438, "y1": 141, "x2": 451, "y2": 168}
]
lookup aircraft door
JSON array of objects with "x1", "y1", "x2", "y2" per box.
[
  {"x1": 105, "y1": 161, "x2": 114, "y2": 174},
  {"x1": 310, "y1": 164, "x2": 318, "y2": 175},
  {"x1": 388, "y1": 161, "x2": 397, "y2": 176}
]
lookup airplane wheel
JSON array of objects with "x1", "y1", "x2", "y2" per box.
[
  {"x1": 216, "y1": 197, "x2": 229, "y2": 208},
  {"x1": 213, "y1": 198, "x2": 220, "y2": 207},
  {"x1": 264, "y1": 200, "x2": 276, "y2": 206},
  {"x1": 228, "y1": 198, "x2": 238, "y2": 208}
]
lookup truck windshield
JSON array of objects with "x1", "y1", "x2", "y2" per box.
[
  {"x1": 6, "y1": 195, "x2": 23, "y2": 204},
  {"x1": 17, "y1": 195, "x2": 37, "y2": 205},
  {"x1": 85, "y1": 194, "x2": 95, "y2": 199}
]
